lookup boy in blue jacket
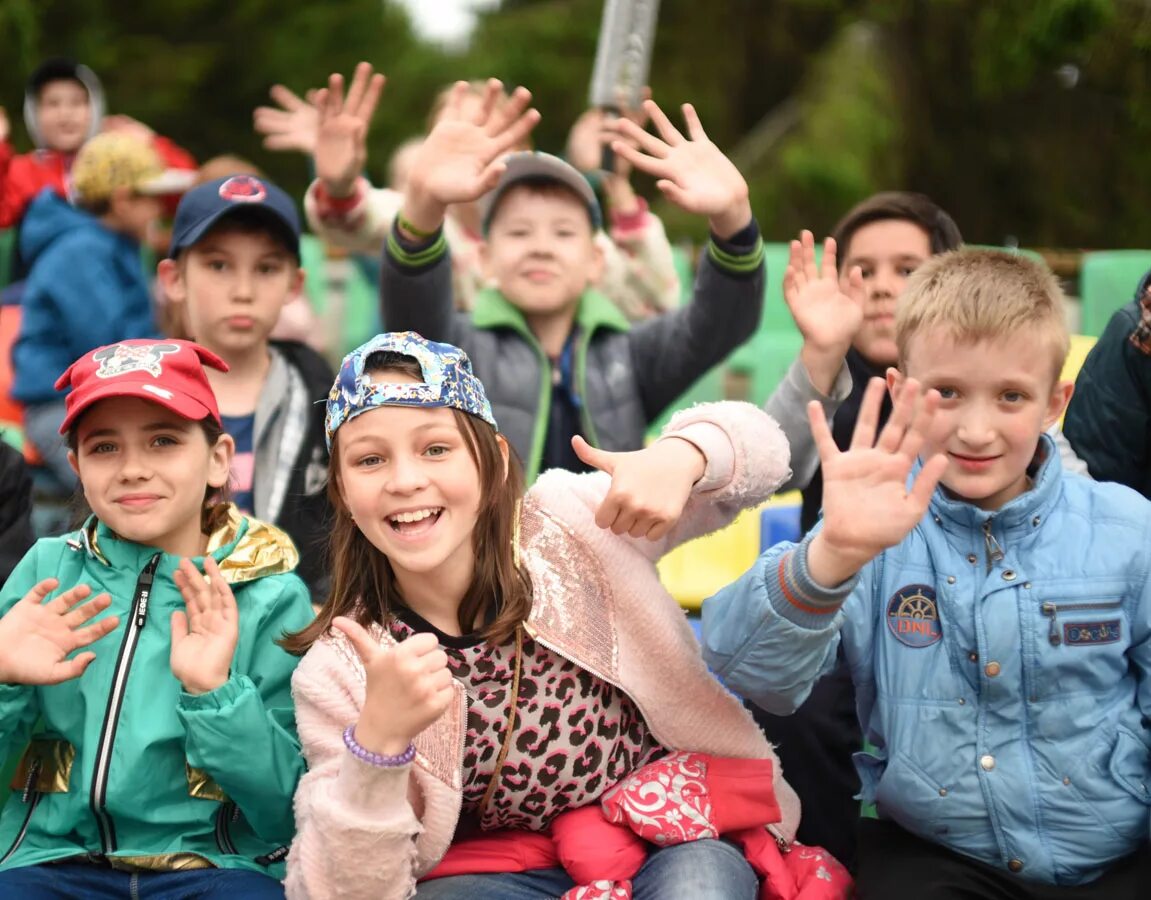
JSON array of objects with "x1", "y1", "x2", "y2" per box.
[
  {"x1": 703, "y1": 249, "x2": 1151, "y2": 896},
  {"x1": 12, "y1": 132, "x2": 185, "y2": 489}
]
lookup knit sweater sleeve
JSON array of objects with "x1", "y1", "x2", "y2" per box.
[
  {"x1": 531, "y1": 400, "x2": 791, "y2": 564},
  {"x1": 285, "y1": 638, "x2": 423, "y2": 900},
  {"x1": 303, "y1": 176, "x2": 400, "y2": 255}
]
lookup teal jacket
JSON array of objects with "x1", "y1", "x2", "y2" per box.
[{"x1": 0, "y1": 506, "x2": 314, "y2": 878}]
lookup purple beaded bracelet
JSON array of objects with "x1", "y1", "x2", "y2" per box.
[{"x1": 342, "y1": 725, "x2": 416, "y2": 768}]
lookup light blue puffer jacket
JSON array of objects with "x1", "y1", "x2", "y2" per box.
[{"x1": 702, "y1": 435, "x2": 1151, "y2": 886}]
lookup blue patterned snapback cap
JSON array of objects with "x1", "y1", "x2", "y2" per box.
[{"x1": 325, "y1": 332, "x2": 497, "y2": 448}]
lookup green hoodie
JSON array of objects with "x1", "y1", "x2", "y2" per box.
[{"x1": 0, "y1": 505, "x2": 314, "y2": 878}]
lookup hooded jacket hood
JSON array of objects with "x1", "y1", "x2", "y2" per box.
[
  {"x1": 23, "y1": 58, "x2": 105, "y2": 150},
  {"x1": 18, "y1": 190, "x2": 95, "y2": 265}
]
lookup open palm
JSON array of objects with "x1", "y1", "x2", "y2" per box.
[
  {"x1": 784, "y1": 231, "x2": 865, "y2": 355},
  {"x1": 608, "y1": 100, "x2": 748, "y2": 221},
  {"x1": 313, "y1": 62, "x2": 387, "y2": 196},
  {"x1": 810, "y1": 377, "x2": 949, "y2": 579},
  {"x1": 0, "y1": 580, "x2": 118, "y2": 685},
  {"x1": 170, "y1": 557, "x2": 239, "y2": 695},
  {"x1": 409, "y1": 79, "x2": 540, "y2": 207}
]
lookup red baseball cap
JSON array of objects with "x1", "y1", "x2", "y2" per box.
[{"x1": 55, "y1": 339, "x2": 229, "y2": 434}]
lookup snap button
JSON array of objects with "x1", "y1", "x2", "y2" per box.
[
  {"x1": 966, "y1": 553, "x2": 978, "y2": 564},
  {"x1": 1002, "y1": 570, "x2": 1017, "y2": 581},
  {"x1": 1008, "y1": 859, "x2": 1024, "y2": 873},
  {"x1": 968, "y1": 651, "x2": 978, "y2": 662},
  {"x1": 1031, "y1": 516, "x2": 1040, "y2": 526},
  {"x1": 1023, "y1": 581, "x2": 1031, "y2": 589},
  {"x1": 980, "y1": 755, "x2": 996, "y2": 771},
  {"x1": 958, "y1": 698, "x2": 966, "y2": 705},
  {"x1": 938, "y1": 788, "x2": 948, "y2": 797},
  {"x1": 1062, "y1": 776, "x2": 1071, "y2": 786},
  {"x1": 984, "y1": 661, "x2": 1001, "y2": 677},
  {"x1": 947, "y1": 576, "x2": 956, "y2": 584}
]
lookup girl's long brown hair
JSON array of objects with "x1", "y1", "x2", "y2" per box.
[{"x1": 282, "y1": 353, "x2": 533, "y2": 655}]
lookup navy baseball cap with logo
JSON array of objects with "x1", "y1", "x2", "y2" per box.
[{"x1": 168, "y1": 175, "x2": 301, "y2": 260}]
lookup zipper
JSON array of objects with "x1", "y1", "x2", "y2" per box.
[
  {"x1": 89, "y1": 552, "x2": 161, "y2": 853},
  {"x1": 0, "y1": 761, "x2": 44, "y2": 865},
  {"x1": 215, "y1": 802, "x2": 239, "y2": 855},
  {"x1": 573, "y1": 327, "x2": 600, "y2": 450},
  {"x1": 1041, "y1": 600, "x2": 1122, "y2": 646},
  {"x1": 521, "y1": 622, "x2": 794, "y2": 854},
  {"x1": 981, "y1": 520, "x2": 1004, "y2": 574}
]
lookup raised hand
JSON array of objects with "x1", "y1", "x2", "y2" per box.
[
  {"x1": 573, "y1": 434, "x2": 705, "y2": 540},
  {"x1": 254, "y1": 83, "x2": 321, "y2": 155},
  {"x1": 402, "y1": 79, "x2": 541, "y2": 232},
  {"x1": 806, "y1": 377, "x2": 949, "y2": 586},
  {"x1": 333, "y1": 619, "x2": 453, "y2": 756},
  {"x1": 567, "y1": 87, "x2": 652, "y2": 178},
  {"x1": 607, "y1": 100, "x2": 751, "y2": 239},
  {"x1": 313, "y1": 62, "x2": 387, "y2": 198},
  {"x1": 0, "y1": 580, "x2": 118, "y2": 685},
  {"x1": 785, "y1": 230, "x2": 866, "y2": 394},
  {"x1": 170, "y1": 557, "x2": 239, "y2": 695}
]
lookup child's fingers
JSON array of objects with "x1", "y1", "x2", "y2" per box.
[
  {"x1": 444, "y1": 81, "x2": 471, "y2": 122},
  {"x1": 20, "y1": 577, "x2": 61, "y2": 607},
  {"x1": 845, "y1": 265, "x2": 865, "y2": 306},
  {"x1": 571, "y1": 435, "x2": 616, "y2": 475},
  {"x1": 477, "y1": 160, "x2": 510, "y2": 196},
  {"x1": 343, "y1": 62, "x2": 373, "y2": 117},
  {"x1": 680, "y1": 103, "x2": 708, "y2": 142},
  {"x1": 610, "y1": 141, "x2": 664, "y2": 178},
  {"x1": 42, "y1": 582, "x2": 92, "y2": 615},
  {"x1": 484, "y1": 85, "x2": 532, "y2": 133},
  {"x1": 356, "y1": 72, "x2": 387, "y2": 123},
  {"x1": 821, "y1": 237, "x2": 838, "y2": 282},
  {"x1": 51, "y1": 652, "x2": 98, "y2": 684},
  {"x1": 594, "y1": 492, "x2": 624, "y2": 532},
  {"x1": 269, "y1": 83, "x2": 309, "y2": 111},
  {"x1": 71, "y1": 614, "x2": 120, "y2": 649},
  {"x1": 807, "y1": 400, "x2": 840, "y2": 464},
  {"x1": 477, "y1": 77, "x2": 504, "y2": 125},
  {"x1": 331, "y1": 616, "x2": 379, "y2": 666},
  {"x1": 876, "y1": 378, "x2": 917, "y2": 454},
  {"x1": 170, "y1": 610, "x2": 189, "y2": 641},
  {"x1": 60, "y1": 592, "x2": 111, "y2": 629},
  {"x1": 643, "y1": 99, "x2": 685, "y2": 146},
  {"x1": 654, "y1": 179, "x2": 692, "y2": 209},
  {"x1": 203, "y1": 557, "x2": 237, "y2": 620},
  {"x1": 491, "y1": 107, "x2": 541, "y2": 156},
  {"x1": 848, "y1": 378, "x2": 888, "y2": 451},
  {"x1": 910, "y1": 453, "x2": 950, "y2": 510},
  {"x1": 801, "y1": 230, "x2": 818, "y2": 281},
  {"x1": 325, "y1": 72, "x2": 345, "y2": 115},
  {"x1": 609, "y1": 117, "x2": 668, "y2": 158},
  {"x1": 898, "y1": 387, "x2": 940, "y2": 462}
]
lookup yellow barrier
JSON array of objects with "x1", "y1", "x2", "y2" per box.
[{"x1": 659, "y1": 492, "x2": 801, "y2": 612}]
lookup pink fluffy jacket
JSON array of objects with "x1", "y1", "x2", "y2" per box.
[{"x1": 285, "y1": 401, "x2": 796, "y2": 900}]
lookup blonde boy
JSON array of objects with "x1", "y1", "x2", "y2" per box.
[{"x1": 704, "y1": 249, "x2": 1151, "y2": 895}]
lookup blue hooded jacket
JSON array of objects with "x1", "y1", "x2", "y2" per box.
[{"x1": 12, "y1": 189, "x2": 158, "y2": 405}]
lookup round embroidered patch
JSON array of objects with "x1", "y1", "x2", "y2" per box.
[{"x1": 886, "y1": 584, "x2": 942, "y2": 647}]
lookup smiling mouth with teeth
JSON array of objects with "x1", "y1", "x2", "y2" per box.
[{"x1": 388, "y1": 508, "x2": 444, "y2": 532}]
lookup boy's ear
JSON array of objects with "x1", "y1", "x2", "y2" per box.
[
  {"x1": 1043, "y1": 379, "x2": 1075, "y2": 430},
  {"x1": 885, "y1": 366, "x2": 904, "y2": 398},
  {"x1": 288, "y1": 265, "x2": 306, "y2": 303},
  {"x1": 586, "y1": 237, "x2": 606, "y2": 286},
  {"x1": 207, "y1": 433, "x2": 236, "y2": 490},
  {"x1": 157, "y1": 258, "x2": 186, "y2": 302}
]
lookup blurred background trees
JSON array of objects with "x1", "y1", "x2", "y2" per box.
[{"x1": 3, "y1": 0, "x2": 1149, "y2": 248}]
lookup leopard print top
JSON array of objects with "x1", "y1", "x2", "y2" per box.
[{"x1": 390, "y1": 611, "x2": 664, "y2": 832}]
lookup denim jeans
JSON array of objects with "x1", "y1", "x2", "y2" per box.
[
  {"x1": 0, "y1": 862, "x2": 285, "y2": 899},
  {"x1": 413, "y1": 838, "x2": 758, "y2": 900}
]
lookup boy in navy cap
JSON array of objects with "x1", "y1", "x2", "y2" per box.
[{"x1": 158, "y1": 175, "x2": 333, "y2": 599}]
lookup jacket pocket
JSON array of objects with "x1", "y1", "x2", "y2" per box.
[
  {"x1": 1108, "y1": 727, "x2": 1151, "y2": 806},
  {"x1": 1, "y1": 739, "x2": 74, "y2": 864}
]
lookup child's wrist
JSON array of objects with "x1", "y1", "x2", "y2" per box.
[
  {"x1": 320, "y1": 175, "x2": 359, "y2": 201},
  {"x1": 708, "y1": 197, "x2": 754, "y2": 242},
  {"x1": 398, "y1": 191, "x2": 447, "y2": 239},
  {"x1": 806, "y1": 531, "x2": 868, "y2": 588}
]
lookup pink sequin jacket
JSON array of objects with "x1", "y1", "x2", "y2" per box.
[{"x1": 285, "y1": 402, "x2": 797, "y2": 900}]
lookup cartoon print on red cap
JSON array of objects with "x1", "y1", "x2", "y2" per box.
[
  {"x1": 218, "y1": 175, "x2": 268, "y2": 204},
  {"x1": 92, "y1": 343, "x2": 182, "y2": 379}
]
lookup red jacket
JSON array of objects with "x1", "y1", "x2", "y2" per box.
[{"x1": 0, "y1": 135, "x2": 195, "y2": 229}]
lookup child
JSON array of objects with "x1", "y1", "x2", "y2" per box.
[
  {"x1": 751, "y1": 196, "x2": 963, "y2": 866},
  {"x1": 1063, "y1": 268, "x2": 1151, "y2": 495},
  {"x1": 12, "y1": 132, "x2": 187, "y2": 489},
  {"x1": 0, "y1": 338, "x2": 314, "y2": 896},
  {"x1": 378, "y1": 80, "x2": 764, "y2": 482},
  {"x1": 158, "y1": 175, "x2": 334, "y2": 599},
  {"x1": 280, "y1": 62, "x2": 680, "y2": 318},
  {"x1": 0, "y1": 57, "x2": 195, "y2": 231},
  {"x1": 703, "y1": 249, "x2": 1151, "y2": 896},
  {"x1": 282, "y1": 331, "x2": 823, "y2": 900}
]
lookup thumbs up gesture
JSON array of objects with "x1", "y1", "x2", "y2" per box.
[
  {"x1": 332, "y1": 618, "x2": 454, "y2": 756},
  {"x1": 573, "y1": 435, "x2": 706, "y2": 541}
]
